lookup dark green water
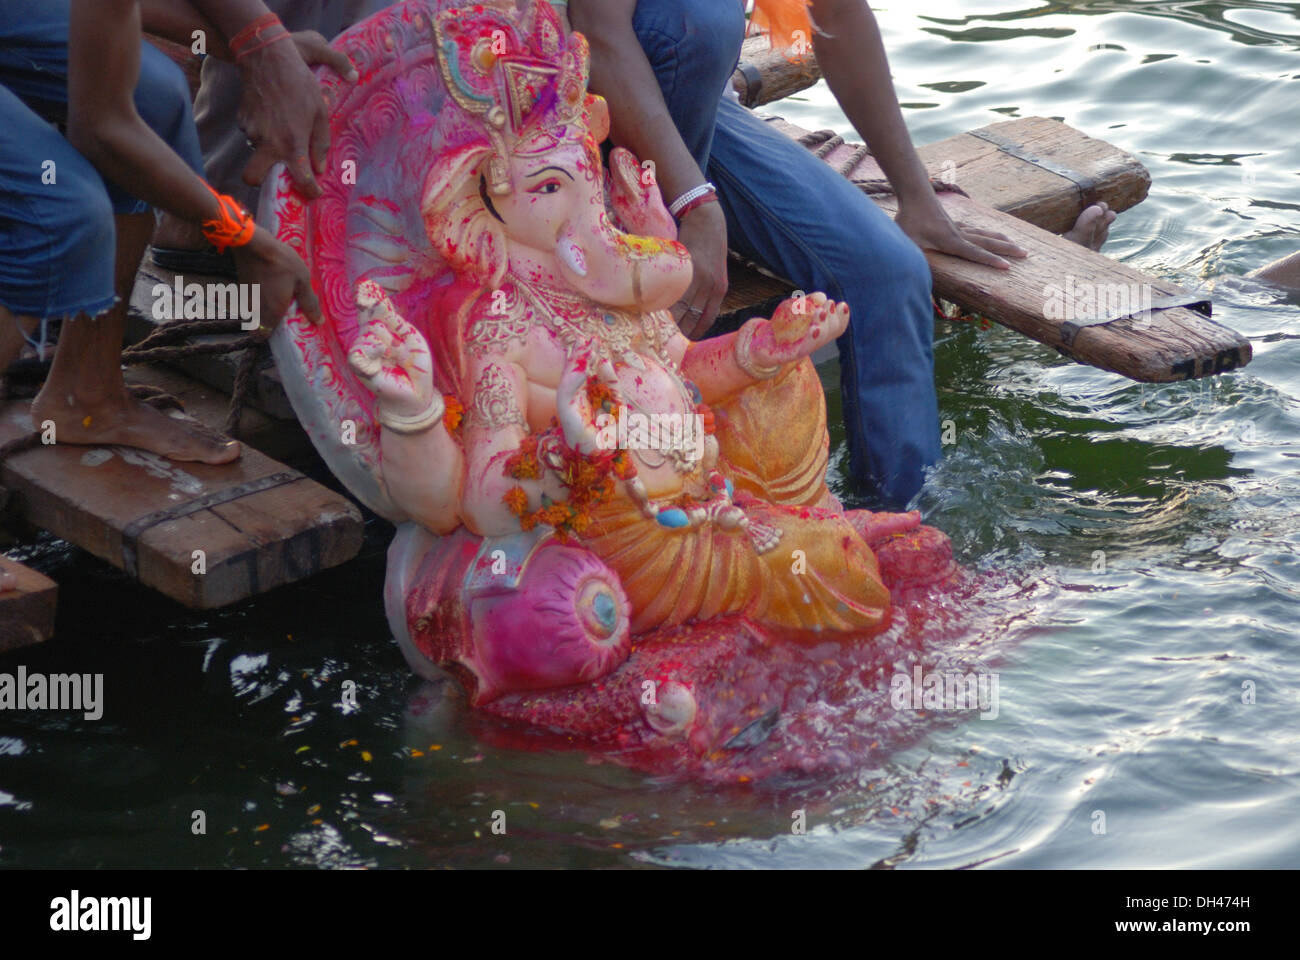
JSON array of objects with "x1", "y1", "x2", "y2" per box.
[{"x1": 3, "y1": 1, "x2": 1299, "y2": 868}]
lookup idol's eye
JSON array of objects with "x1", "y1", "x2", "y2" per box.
[{"x1": 527, "y1": 178, "x2": 563, "y2": 195}]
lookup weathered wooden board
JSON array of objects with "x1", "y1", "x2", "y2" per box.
[
  {"x1": 732, "y1": 36, "x2": 821, "y2": 108},
  {"x1": 724, "y1": 115, "x2": 1154, "y2": 312},
  {"x1": 0, "y1": 383, "x2": 363, "y2": 610},
  {"x1": 0, "y1": 555, "x2": 57, "y2": 652},
  {"x1": 722, "y1": 116, "x2": 1250, "y2": 382}
]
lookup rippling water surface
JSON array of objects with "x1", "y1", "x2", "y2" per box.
[{"x1": 2, "y1": 1, "x2": 1299, "y2": 868}]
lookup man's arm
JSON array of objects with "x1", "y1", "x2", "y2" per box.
[
  {"x1": 569, "y1": 0, "x2": 728, "y2": 338},
  {"x1": 809, "y1": 0, "x2": 1026, "y2": 268},
  {"x1": 139, "y1": 0, "x2": 228, "y2": 58},
  {"x1": 68, "y1": 0, "x2": 321, "y2": 326}
]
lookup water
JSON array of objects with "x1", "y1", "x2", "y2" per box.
[{"x1": 2, "y1": 1, "x2": 1299, "y2": 868}]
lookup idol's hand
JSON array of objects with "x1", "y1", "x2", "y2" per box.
[
  {"x1": 348, "y1": 281, "x2": 435, "y2": 417},
  {"x1": 556, "y1": 342, "x2": 619, "y2": 454},
  {"x1": 750, "y1": 292, "x2": 850, "y2": 367}
]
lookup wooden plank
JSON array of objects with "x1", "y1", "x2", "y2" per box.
[
  {"x1": 723, "y1": 115, "x2": 1154, "y2": 314},
  {"x1": 721, "y1": 116, "x2": 1250, "y2": 381},
  {"x1": 732, "y1": 36, "x2": 821, "y2": 107},
  {"x1": 0, "y1": 555, "x2": 57, "y2": 652},
  {"x1": 0, "y1": 388, "x2": 363, "y2": 610}
]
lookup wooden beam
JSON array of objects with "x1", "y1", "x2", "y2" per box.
[
  {"x1": 721, "y1": 116, "x2": 1250, "y2": 382},
  {"x1": 0, "y1": 555, "x2": 57, "y2": 653},
  {"x1": 0, "y1": 375, "x2": 363, "y2": 610},
  {"x1": 731, "y1": 36, "x2": 821, "y2": 108}
]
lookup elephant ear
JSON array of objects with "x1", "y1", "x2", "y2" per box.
[{"x1": 260, "y1": 0, "x2": 483, "y2": 522}]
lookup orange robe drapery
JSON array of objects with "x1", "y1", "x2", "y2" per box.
[{"x1": 578, "y1": 359, "x2": 890, "y2": 636}]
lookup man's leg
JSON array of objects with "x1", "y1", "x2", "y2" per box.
[
  {"x1": 30, "y1": 207, "x2": 237, "y2": 463},
  {"x1": 1251, "y1": 250, "x2": 1300, "y2": 291},
  {"x1": 0, "y1": 82, "x2": 117, "y2": 372},
  {"x1": 0, "y1": 2, "x2": 239, "y2": 463},
  {"x1": 707, "y1": 98, "x2": 940, "y2": 508},
  {"x1": 630, "y1": 0, "x2": 746, "y2": 173}
]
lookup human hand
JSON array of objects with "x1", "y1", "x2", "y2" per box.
[
  {"x1": 233, "y1": 226, "x2": 322, "y2": 331},
  {"x1": 347, "y1": 281, "x2": 435, "y2": 417},
  {"x1": 895, "y1": 197, "x2": 1027, "y2": 270},
  {"x1": 236, "y1": 31, "x2": 358, "y2": 198},
  {"x1": 672, "y1": 199, "x2": 728, "y2": 339}
]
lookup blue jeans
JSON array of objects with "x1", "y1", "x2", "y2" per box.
[
  {"x1": 0, "y1": 0, "x2": 202, "y2": 320},
  {"x1": 632, "y1": 0, "x2": 941, "y2": 508}
]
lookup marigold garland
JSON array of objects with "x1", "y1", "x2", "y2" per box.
[
  {"x1": 442, "y1": 394, "x2": 464, "y2": 435},
  {"x1": 501, "y1": 376, "x2": 638, "y2": 539}
]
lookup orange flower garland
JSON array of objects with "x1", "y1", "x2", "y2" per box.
[{"x1": 501, "y1": 376, "x2": 637, "y2": 540}]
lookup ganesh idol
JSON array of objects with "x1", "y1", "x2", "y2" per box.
[{"x1": 263, "y1": 0, "x2": 954, "y2": 724}]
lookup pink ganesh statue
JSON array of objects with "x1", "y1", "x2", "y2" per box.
[{"x1": 264, "y1": 0, "x2": 957, "y2": 759}]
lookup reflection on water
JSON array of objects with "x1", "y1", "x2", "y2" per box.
[{"x1": 2, "y1": 1, "x2": 1300, "y2": 868}]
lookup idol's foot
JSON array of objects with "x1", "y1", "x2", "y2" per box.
[
  {"x1": 30, "y1": 388, "x2": 240, "y2": 464},
  {"x1": 1063, "y1": 202, "x2": 1118, "y2": 251},
  {"x1": 846, "y1": 509, "x2": 923, "y2": 547}
]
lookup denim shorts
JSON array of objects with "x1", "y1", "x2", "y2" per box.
[{"x1": 0, "y1": 0, "x2": 203, "y2": 320}]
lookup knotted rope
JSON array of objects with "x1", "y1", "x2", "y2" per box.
[{"x1": 795, "y1": 128, "x2": 969, "y2": 199}]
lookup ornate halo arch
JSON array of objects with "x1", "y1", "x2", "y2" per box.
[{"x1": 262, "y1": 0, "x2": 575, "y2": 521}]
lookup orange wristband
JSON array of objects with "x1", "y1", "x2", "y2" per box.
[
  {"x1": 200, "y1": 183, "x2": 257, "y2": 254},
  {"x1": 229, "y1": 13, "x2": 283, "y2": 59}
]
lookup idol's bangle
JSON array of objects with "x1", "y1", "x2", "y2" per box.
[
  {"x1": 379, "y1": 393, "x2": 446, "y2": 435},
  {"x1": 734, "y1": 318, "x2": 782, "y2": 381}
]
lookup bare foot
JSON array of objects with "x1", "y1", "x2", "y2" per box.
[
  {"x1": 1249, "y1": 250, "x2": 1300, "y2": 292},
  {"x1": 0, "y1": 568, "x2": 16, "y2": 593},
  {"x1": 30, "y1": 389, "x2": 240, "y2": 464},
  {"x1": 1063, "y1": 202, "x2": 1118, "y2": 251}
]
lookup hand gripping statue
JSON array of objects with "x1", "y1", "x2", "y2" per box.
[{"x1": 265, "y1": 0, "x2": 960, "y2": 765}]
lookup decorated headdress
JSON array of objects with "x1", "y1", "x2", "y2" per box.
[{"x1": 434, "y1": 0, "x2": 600, "y2": 194}]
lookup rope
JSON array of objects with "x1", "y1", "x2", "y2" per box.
[
  {"x1": 121, "y1": 313, "x2": 269, "y2": 436},
  {"x1": 796, "y1": 128, "x2": 970, "y2": 199}
]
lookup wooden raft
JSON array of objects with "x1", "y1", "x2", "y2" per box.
[
  {"x1": 0, "y1": 371, "x2": 363, "y2": 610},
  {"x1": 0, "y1": 556, "x2": 57, "y2": 652},
  {"x1": 721, "y1": 114, "x2": 1251, "y2": 382}
]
